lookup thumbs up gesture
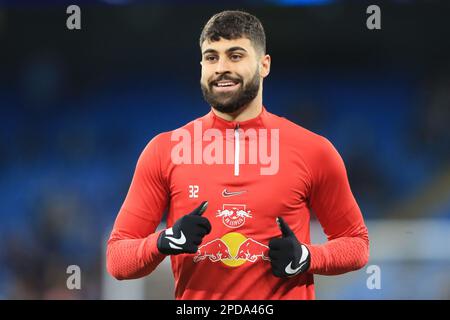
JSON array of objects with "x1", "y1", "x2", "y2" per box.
[
  {"x1": 157, "y1": 201, "x2": 211, "y2": 255},
  {"x1": 268, "y1": 217, "x2": 311, "y2": 278}
]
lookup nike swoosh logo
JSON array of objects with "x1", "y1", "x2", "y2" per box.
[
  {"x1": 285, "y1": 245, "x2": 309, "y2": 275},
  {"x1": 164, "y1": 228, "x2": 186, "y2": 245},
  {"x1": 222, "y1": 189, "x2": 247, "y2": 197}
]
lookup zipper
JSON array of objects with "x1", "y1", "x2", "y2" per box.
[{"x1": 234, "y1": 123, "x2": 240, "y2": 176}]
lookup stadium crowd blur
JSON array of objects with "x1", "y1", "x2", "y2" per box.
[{"x1": 0, "y1": 1, "x2": 449, "y2": 299}]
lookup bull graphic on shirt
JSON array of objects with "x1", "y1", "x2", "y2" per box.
[
  {"x1": 216, "y1": 204, "x2": 252, "y2": 228},
  {"x1": 193, "y1": 232, "x2": 270, "y2": 267}
]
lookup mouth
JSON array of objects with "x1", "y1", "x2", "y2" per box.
[{"x1": 211, "y1": 79, "x2": 241, "y2": 93}]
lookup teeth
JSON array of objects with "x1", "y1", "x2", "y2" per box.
[{"x1": 217, "y1": 82, "x2": 235, "y2": 87}]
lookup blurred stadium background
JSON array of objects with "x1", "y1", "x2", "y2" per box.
[{"x1": 0, "y1": 0, "x2": 449, "y2": 299}]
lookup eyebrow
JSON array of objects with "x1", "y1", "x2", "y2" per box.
[{"x1": 202, "y1": 46, "x2": 248, "y2": 56}]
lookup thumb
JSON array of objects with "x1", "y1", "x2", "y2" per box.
[
  {"x1": 276, "y1": 216, "x2": 295, "y2": 238},
  {"x1": 189, "y1": 201, "x2": 208, "y2": 216}
]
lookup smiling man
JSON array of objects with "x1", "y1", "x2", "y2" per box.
[{"x1": 106, "y1": 10, "x2": 369, "y2": 300}]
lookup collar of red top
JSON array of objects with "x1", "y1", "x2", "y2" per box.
[{"x1": 204, "y1": 105, "x2": 269, "y2": 130}]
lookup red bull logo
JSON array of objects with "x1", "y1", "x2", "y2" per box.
[
  {"x1": 193, "y1": 232, "x2": 270, "y2": 267},
  {"x1": 216, "y1": 204, "x2": 252, "y2": 228}
]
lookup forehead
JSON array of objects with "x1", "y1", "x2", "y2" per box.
[{"x1": 201, "y1": 37, "x2": 255, "y2": 54}]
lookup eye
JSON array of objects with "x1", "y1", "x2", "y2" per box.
[
  {"x1": 205, "y1": 55, "x2": 218, "y2": 62},
  {"x1": 230, "y1": 54, "x2": 242, "y2": 61}
]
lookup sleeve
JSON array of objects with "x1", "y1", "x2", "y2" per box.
[
  {"x1": 106, "y1": 134, "x2": 170, "y2": 280},
  {"x1": 305, "y1": 137, "x2": 369, "y2": 275}
]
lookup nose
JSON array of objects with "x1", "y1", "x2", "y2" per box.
[{"x1": 215, "y1": 57, "x2": 231, "y2": 74}]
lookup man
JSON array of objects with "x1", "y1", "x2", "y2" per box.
[{"x1": 106, "y1": 10, "x2": 369, "y2": 300}]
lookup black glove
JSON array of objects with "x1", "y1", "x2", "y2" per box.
[
  {"x1": 157, "y1": 201, "x2": 211, "y2": 255},
  {"x1": 268, "y1": 216, "x2": 311, "y2": 278}
]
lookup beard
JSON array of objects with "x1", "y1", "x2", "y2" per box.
[{"x1": 201, "y1": 69, "x2": 260, "y2": 114}]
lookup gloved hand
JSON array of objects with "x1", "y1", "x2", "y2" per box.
[
  {"x1": 157, "y1": 201, "x2": 211, "y2": 255},
  {"x1": 268, "y1": 216, "x2": 311, "y2": 278}
]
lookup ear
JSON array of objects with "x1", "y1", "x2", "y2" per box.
[{"x1": 259, "y1": 54, "x2": 271, "y2": 78}]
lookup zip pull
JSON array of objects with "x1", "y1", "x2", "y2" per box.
[{"x1": 234, "y1": 123, "x2": 240, "y2": 176}]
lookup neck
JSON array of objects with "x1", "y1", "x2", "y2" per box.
[{"x1": 212, "y1": 90, "x2": 263, "y2": 122}]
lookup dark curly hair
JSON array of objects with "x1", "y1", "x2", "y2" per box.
[{"x1": 199, "y1": 10, "x2": 266, "y2": 55}]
